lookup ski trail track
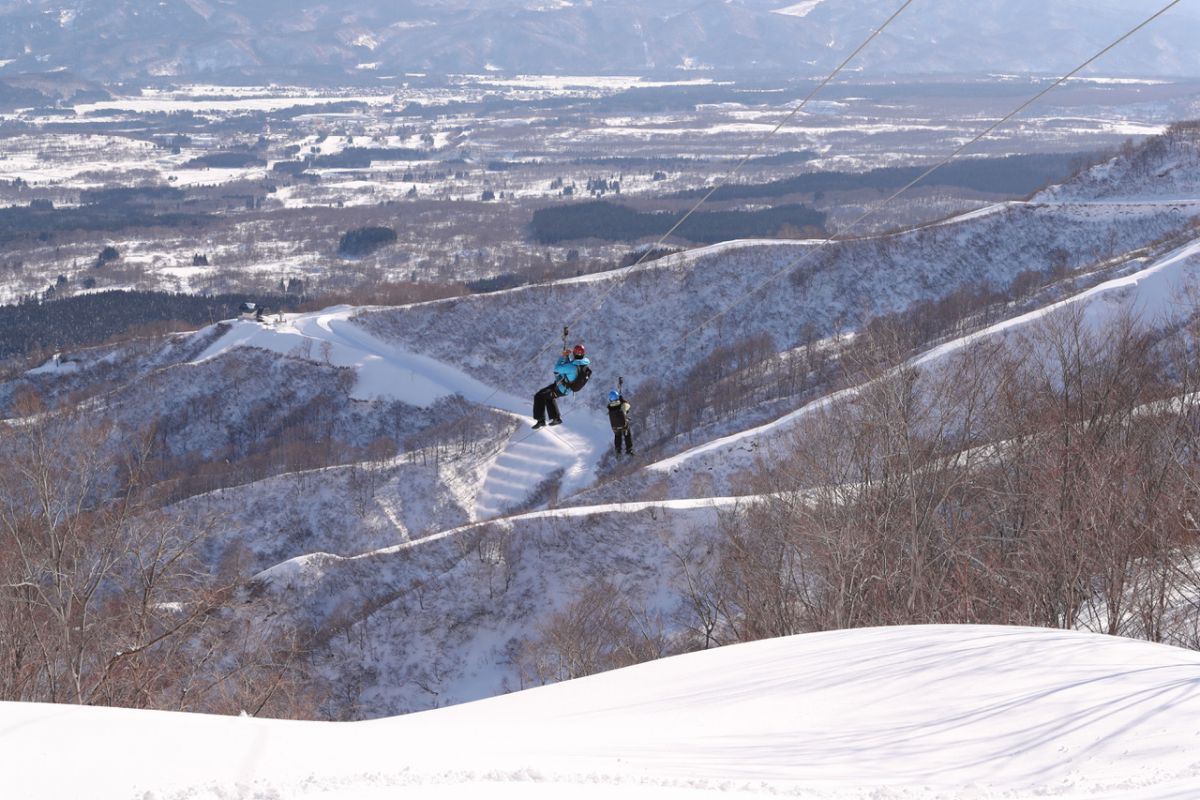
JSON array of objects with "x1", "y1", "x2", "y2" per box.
[{"x1": 195, "y1": 306, "x2": 614, "y2": 521}]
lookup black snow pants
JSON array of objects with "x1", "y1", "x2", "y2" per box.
[{"x1": 533, "y1": 382, "x2": 566, "y2": 424}]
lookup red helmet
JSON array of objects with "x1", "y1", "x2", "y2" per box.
[{"x1": 572, "y1": 343, "x2": 586, "y2": 357}]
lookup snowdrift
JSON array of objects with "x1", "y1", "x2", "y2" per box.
[{"x1": 4, "y1": 625, "x2": 1200, "y2": 799}]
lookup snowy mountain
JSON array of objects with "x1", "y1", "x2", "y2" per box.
[
  {"x1": 192, "y1": 197, "x2": 1200, "y2": 713},
  {"x1": 6, "y1": 625, "x2": 1200, "y2": 798},
  {"x1": 6, "y1": 117, "x2": 1200, "y2": 800},
  {"x1": 9, "y1": 124, "x2": 1200, "y2": 719},
  {"x1": 2, "y1": 0, "x2": 1200, "y2": 81}
]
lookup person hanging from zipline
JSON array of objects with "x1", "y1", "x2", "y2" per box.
[
  {"x1": 607, "y1": 386, "x2": 635, "y2": 456},
  {"x1": 531, "y1": 342, "x2": 591, "y2": 429}
]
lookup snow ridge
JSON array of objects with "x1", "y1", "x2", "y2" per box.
[{"x1": 8, "y1": 625, "x2": 1200, "y2": 799}]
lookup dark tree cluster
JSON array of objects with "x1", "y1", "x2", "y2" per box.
[
  {"x1": 586, "y1": 177, "x2": 620, "y2": 196},
  {"x1": 266, "y1": 101, "x2": 369, "y2": 121},
  {"x1": 337, "y1": 226, "x2": 397, "y2": 257},
  {"x1": 466, "y1": 273, "x2": 526, "y2": 293},
  {"x1": 530, "y1": 200, "x2": 826, "y2": 244},
  {"x1": 95, "y1": 245, "x2": 120, "y2": 267},
  {"x1": 0, "y1": 189, "x2": 208, "y2": 245},
  {"x1": 671, "y1": 152, "x2": 1101, "y2": 202},
  {"x1": 0, "y1": 290, "x2": 301, "y2": 359},
  {"x1": 307, "y1": 147, "x2": 427, "y2": 169},
  {"x1": 618, "y1": 247, "x2": 680, "y2": 267},
  {"x1": 80, "y1": 186, "x2": 185, "y2": 206},
  {"x1": 181, "y1": 152, "x2": 266, "y2": 169},
  {"x1": 271, "y1": 160, "x2": 309, "y2": 176},
  {"x1": 400, "y1": 168, "x2": 449, "y2": 182}
]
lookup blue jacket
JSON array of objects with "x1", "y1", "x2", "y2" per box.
[{"x1": 553, "y1": 355, "x2": 591, "y2": 395}]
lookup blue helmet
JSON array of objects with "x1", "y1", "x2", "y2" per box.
[{"x1": 608, "y1": 389, "x2": 621, "y2": 402}]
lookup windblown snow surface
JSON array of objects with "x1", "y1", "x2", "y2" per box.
[{"x1": 4, "y1": 625, "x2": 1200, "y2": 799}]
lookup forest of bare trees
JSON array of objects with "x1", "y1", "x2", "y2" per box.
[
  {"x1": 518, "y1": 302, "x2": 1200, "y2": 687},
  {"x1": 673, "y1": 306, "x2": 1200, "y2": 650},
  {"x1": 0, "y1": 393, "x2": 325, "y2": 716}
]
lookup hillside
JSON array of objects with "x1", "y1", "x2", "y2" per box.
[
  {"x1": 5, "y1": 124, "x2": 1200, "y2": 733},
  {"x1": 5, "y1": 625, "x2": 1200, "y2": 799},
  {"x1": 8, "y1": 5, "x2": 1200, "y2": 799},
  {"x1": 219, "y1": 227, "x2": 1200, "y2": 714}
]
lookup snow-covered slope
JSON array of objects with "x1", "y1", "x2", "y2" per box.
[
  {"x1": 1039, "y1": 124, "x2": 1200, "y2": 201},
  {"x1": 185, "y1": 305, "x2": 618, "y2": 518},
  {"x1": 357, "y1": 201, "x2": 1196, "y2": 401},
  {"x1": 6, "y1": 625, "x2": 1200, "y2": 799},
  {"x1": 250, "y1": 496, "x2": 734, "y2": 714},
  {"x1": 224, "y1": 219, "x2": 1200, "y2": 717},
  {"x1": 645, "y1": 226, "x2": 1200, "y2": 499}
]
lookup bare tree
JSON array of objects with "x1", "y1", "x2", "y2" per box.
[
  {"x1": 0, "y1": 397, "x2": 320, "y2": 715},
  {"x1": 516, "y1": 578, "x2": 670, "y2": 686},
  {"x1": 706, "y1": 302, "x2": 1200, "y2": 649}
]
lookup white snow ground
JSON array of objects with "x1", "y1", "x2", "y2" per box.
[
  {"x1": 5, "y1": 625, "x2": 1200, "y2": 799},
  {"x1": 193, "y1": 306, "x2": 614, "y2": 519}
]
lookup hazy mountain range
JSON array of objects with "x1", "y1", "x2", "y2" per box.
[{"x1": 1, "y1": 0, "x2": 1199, "y2": 83}]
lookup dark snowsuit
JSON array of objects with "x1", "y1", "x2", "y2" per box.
[
  {"x1": 532, "y1": 354, "x2": 591, "y2": 425},
  {"x1": 608, "y1": 393, "x2": 634, "y2": 455},
  {"x1": 533, "y1": 383, "x2": 565, "y2": 425}
]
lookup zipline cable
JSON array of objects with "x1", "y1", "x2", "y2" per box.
[
  {"x1": 675, "y1": 0, "x2": 1184, "y2": 347},
  {"x1": 558, "y1": 0, "x2": 1186, "y2": 505},
  {"x1": 480, "y1": 0, "x2": 1183, "y2": 499},
  {"x1": 553, "y1": 0, "x2": 919, "y2": 341},
  {"x1": 475, "y1": 0, "x2": 918, "y2": 417}
]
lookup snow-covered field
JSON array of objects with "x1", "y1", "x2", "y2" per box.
[
  {"x1": 1, "y1": 74, "x2": 1191, "y2": 302},
  {"x1": 5, "y1": 625, "x2": 1200, "y2": 799}
]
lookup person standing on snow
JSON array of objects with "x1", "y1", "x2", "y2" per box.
[
  {"x1": 607, "y1": 388, "x2": 635, "y2": 456},
  {"x1": 532, "y1": 343, "x2": 592, "y2": 429}
]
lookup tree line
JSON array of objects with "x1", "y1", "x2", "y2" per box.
[
  {"x1": 0, "y1": 202, "x2": 210, "y2": 246},
  {"x1": 670, "y1": 152, "x2": 1103, "y2": 202},
  {"x1": 0, "y1": 397, "x2": 320, "y2": 716},
  {"x1": 0, "y1": 290, "x2": 302, "y2": 359},
  {"x1": 529, "y1": 200, "x2": 826, "y2": 244}
]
